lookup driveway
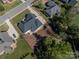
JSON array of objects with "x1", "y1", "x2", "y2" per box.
[{"x1": 5, "y1": 20, "x2": 19, "y2": 40}]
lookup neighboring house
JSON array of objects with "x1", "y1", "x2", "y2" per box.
[
  {"x1": 44, "y1": 0, "x2": 61, "y2": 17},
  {"x1": 0, "y1": 21, "x2": 18, "y2": 55},
  {"x1": 0, "y1": 32, "x2": 16, "y2": 55},
  {"x1": 61, "y1": 0, "x2": 77, "y2": 6},
  {"x1": 2, "y1": 0, "x2": 13, "y2": 4},
  {"x1": 18, "y1": 13, "x2": 43, "y2": 34}
]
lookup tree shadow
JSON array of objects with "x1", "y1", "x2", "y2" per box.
[
  {"x1": 33, "y1": 33, "x2": 46, "y2": 42},
  {"x1": 33, "y1": 36, "x2": 48, "y2": 59},
  {"x1": 48, "y1": 16, "x2": 62, "y2": 34}
]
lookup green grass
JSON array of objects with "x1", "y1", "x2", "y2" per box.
[
  {"x1": 11, "y1": 9, "x2": 29, "y2": 24},
  {"x1": 61, "y1": 7, "x2": 66, "y2": 15},
  {"x1": 0, "y1": 37, "x2": 35, "y2": 59},
  {"x1": 10, "y1": 9, "x2": 30, "y2": 34},
  {"x1": 3, "y1": 0, "x2": 22, "y2": 11},
  {"x1": 72, "y1": 14, "x2": 79, "y2": 26}
]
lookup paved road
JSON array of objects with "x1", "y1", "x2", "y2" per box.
[{"x1": 0, "y1": 0, "x2": 34, "y2": 26}]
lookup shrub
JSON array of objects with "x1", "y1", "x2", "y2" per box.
[{"x1": 0, "y1": 2, "x2": 5, "y2": 11}]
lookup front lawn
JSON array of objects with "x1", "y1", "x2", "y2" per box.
[
  {"x1": 10, "y1": 9, "x2": 30, "y2": 34},
  {"x1": 0, "y1": 37, "x2": 35, "y2": 59}
]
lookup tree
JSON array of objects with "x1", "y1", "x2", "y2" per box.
[
  {"x1": 66, "y1": 25, "x2": 79, "y2": 50},
  {"x1": 34, "y1": 36, "x2": 75, "y2": 59},
  {"x1": 64, "y1": 24, "x2": 79, "y2": 59},
  {"x1": 0, "y1": 2, "x2": 5, "y2": 12},
  {"x1": 61, "y1": 3, "x2": 71, "y2": 11},
  {"x1": 34, "y1": 0, "x2": 45, "y2": 9},
  {"x1": 49, "y1": 14, "x2": 70, "y2": 34}
]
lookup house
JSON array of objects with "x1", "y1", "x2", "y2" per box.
[
  {"x1": 61, "y1": 0, "x2": 77, "y2": 6},
  {"x1": 0, "y1": 21, "x2": 18, "y2": 55},
  {"x1": 2, "y1": 0, "x2": 13, "y2": 4},
  {"x1": 0, "y1": 32, "x2": 16, "y2": 55},
  {"x1": 44, "y1": 0, "x2": 61, "y2": 17},
  {"x1": 18, "y1": 13, "x2": 43, "y2": 34}
]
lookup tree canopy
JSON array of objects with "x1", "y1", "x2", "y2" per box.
[
  {"x1": 0, "y1": 2, "x2": 5, "y2": 12},
  {"x1": 34, "y1": 36, "x2": 75, "y2": 59}
]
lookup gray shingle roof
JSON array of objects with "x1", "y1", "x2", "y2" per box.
[
  {"x1": 0, "y1": 32, "x2": 13, "y2": 54},
  {"x1": 0, "y1": 32, "x2": 13, "y2": 42},
  {"x1": 44, "y1": 1, "x2": 60, "y2": 17},
  {"x1": 45, "y1": 1, "x2": 56, "y2": 8},
  {"x1": 62, "y1": 0, "x2": 77, "y2": 6},
  {"x1": 18, "y1": 13, "x2": 43, "y2": 33}
]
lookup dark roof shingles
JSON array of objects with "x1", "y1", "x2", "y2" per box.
[{"x1": 18, "y1": 14, "x2": 42, "y2": 33}]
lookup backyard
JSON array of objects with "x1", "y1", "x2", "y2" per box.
[{"x1": 0, "y1": 37, "x2": 36, "y2": 59}]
